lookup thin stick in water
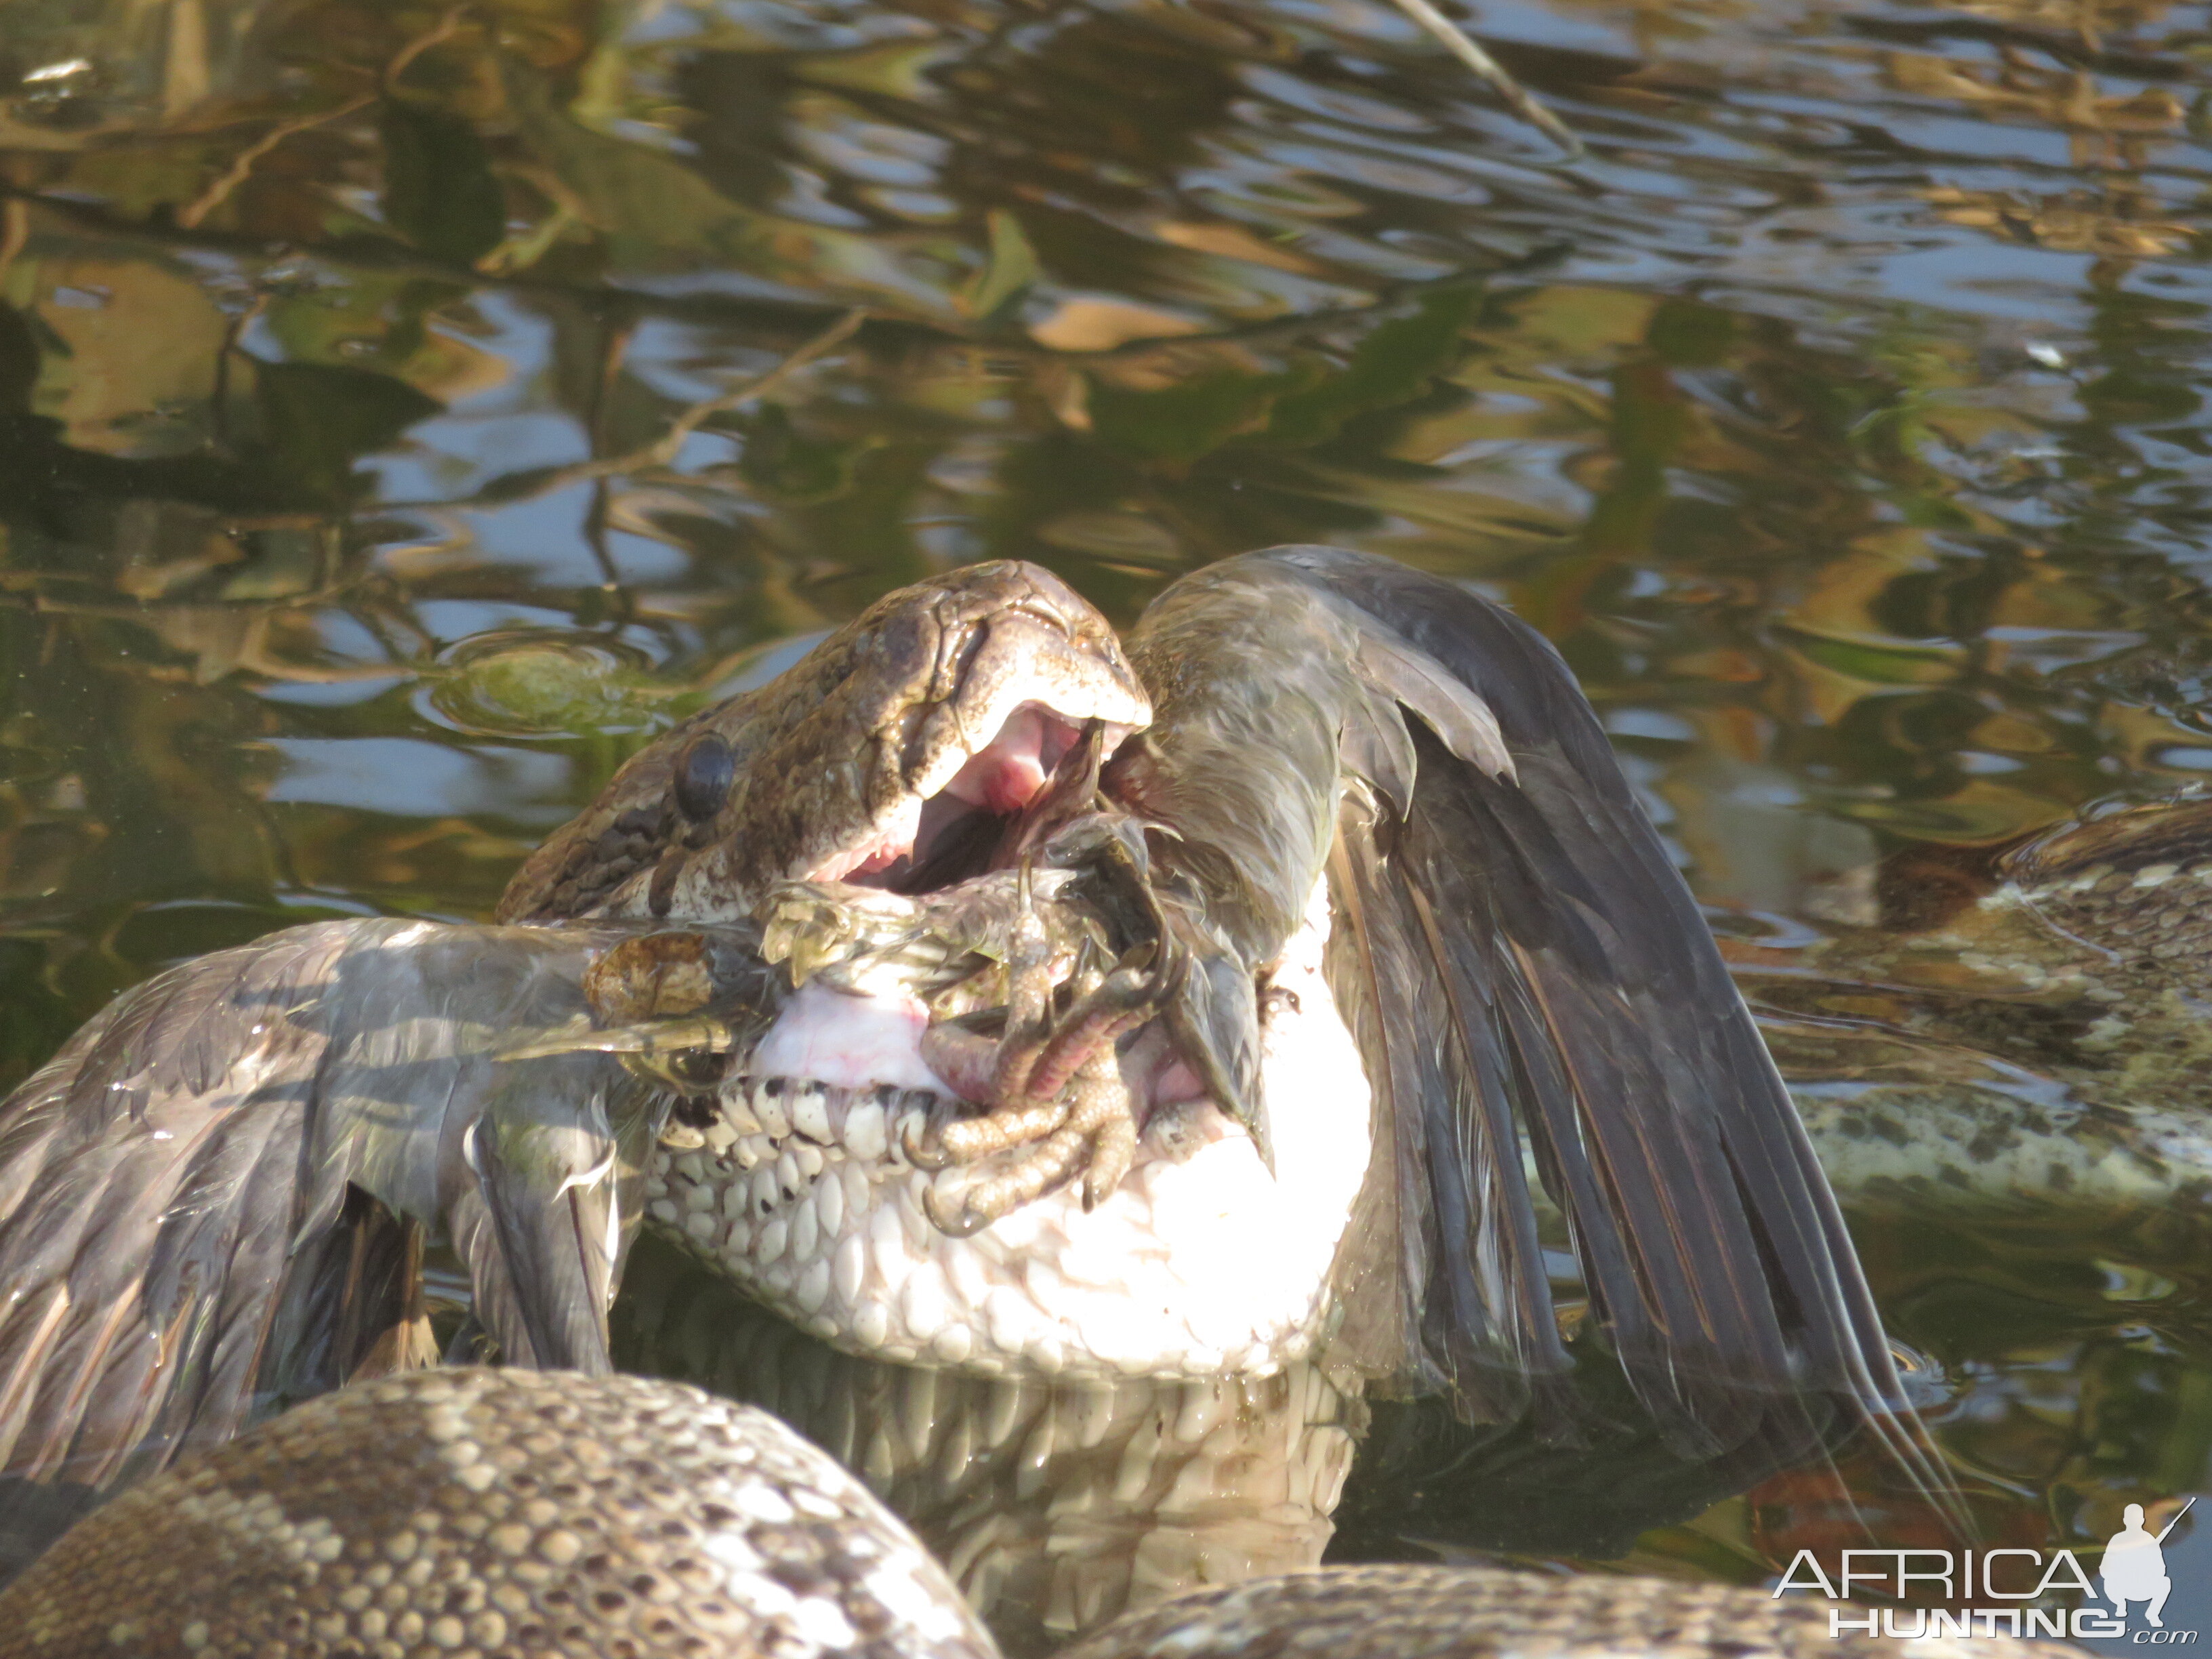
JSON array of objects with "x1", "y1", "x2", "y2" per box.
[{"x1": 1378, "y1": 0, "x2": 1582, "y2": 159}]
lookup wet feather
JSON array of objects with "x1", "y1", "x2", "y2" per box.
[
  {"x1": 0, "y1": 918, "x2": 749, "y2": 1490},
  {"x1": 1118, "y1": 546, "x2": 1909, "y2": 1456}
]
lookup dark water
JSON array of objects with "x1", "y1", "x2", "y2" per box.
[{"x1": 4, "y1": 0, "x2": 2212, "y2": 1643}]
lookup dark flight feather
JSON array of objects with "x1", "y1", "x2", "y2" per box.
[
  {"x1": 1119, "y1": 546, "x2": 1909, "y2": 1456},
  {"x1": 0, "y1": 918, "x2": 668, "y2": 1492}
]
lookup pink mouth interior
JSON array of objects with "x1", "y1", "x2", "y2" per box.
[
  {"x1": 750, "y1": 981, "x2": 950, "y2": 1093},
  {"x1": 749, "y1": 979, "x2": 1212, "y2": 1123},
  {"x1": 815, "y1": 704, "x2": 1084, "y2": 891},
  {"x1": 766, "y1": 701, "x2": 1216, "y2": 1124},
  {"x1": 947, "y1": 706, "x2": 1078, "y2": 814}
]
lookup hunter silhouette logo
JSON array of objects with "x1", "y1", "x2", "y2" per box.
[{"x1": 2102, "y1": 1500, "x2": 2192, "y2": 1633}]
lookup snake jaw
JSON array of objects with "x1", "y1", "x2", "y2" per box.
[
  {"x1": 496, "y1": 562, "x2": 1150, "y2": 928},
  {"x1": 497, "y1": 562, "x2": 1189, "y2": 1246},
  {"x1": 493, "y1": 552, "x2": 1243, "y2": 1252},
  {"x1": 819, "y1": 584, "x2": 1151, "y2": 899}
]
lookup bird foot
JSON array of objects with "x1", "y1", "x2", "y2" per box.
[
  {"x1": 920, "y1": 1048, "x2": 1141, "y2": 1234},
  {"x1": 909, "y1": 929, "x2": 1163, "y2": 1233}
]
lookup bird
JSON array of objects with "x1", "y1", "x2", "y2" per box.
[{"x1": 0, "y1": 546, "x2": 1937, "y2": 1575}]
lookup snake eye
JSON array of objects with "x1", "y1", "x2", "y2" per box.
[{"x1": 673, "y1": 733, "x2": 735, "y2": 823}]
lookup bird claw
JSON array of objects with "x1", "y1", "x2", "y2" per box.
[
  {"x1": 918, "y1": 1044, "x2": 1141, "y2": 1235},
  {"x1": 902, "y1": 823, "x2": 1190, "y2": 1238},
  {"x1": 920, "y1": 1180, "x2": 995, "y2": 1238},
  {"x1": 899, "y1": 1110, "x2": 956, "y2": 1170},
  {"x1": 1081, "y1": 1108, "x2": 1138, "y2": 1212}
]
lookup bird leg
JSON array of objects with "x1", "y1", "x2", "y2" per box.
[
  {"x1": 1021, "y1": 957, "x2": 1155, "y2": 1104},
  {"x1": 983, "y1": 887, "x2": 1059, "y2": 1107},
  {"x1": 910, "y1": 932, "x2": 1163, "y2": 1229},
  {"x1": 922, "y1": 1043, "x2": 1143, "y2": 1235},
  {"x1": 907, "y1": 892, "x2": 1063, "y2": 1167}
]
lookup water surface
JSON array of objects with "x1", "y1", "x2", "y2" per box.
[{"x1": 4, "y1": 0, "x2": 2212, "y2": 1643}]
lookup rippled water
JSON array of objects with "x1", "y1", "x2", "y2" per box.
[{"x1": 4, "y1": 0, "x2": 2212, "y2": 1645}]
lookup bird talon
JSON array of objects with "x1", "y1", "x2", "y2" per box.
[
  {"x1": 1081, "y1": 1110, "x2": 1138, "y2": 1212},
  {"x1": 920, "y1": 1180, "x2": 991, "y2": 1237},
  {"x1": 900, "y1": 1113, "x2": 954, "y2": 1170}
]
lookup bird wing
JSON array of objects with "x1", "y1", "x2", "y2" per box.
[
  {"x1": 305, "y1": 922, "x2": 650, "y2": 1378},
  {"x1": 0, "y1": 918, "x2": 653, "y2": 1491},
  {"x1": 1132, "y1": 547, "x2": 1905, "y2": 1455},
  {"x1": 0, "y1": 922, "x2": 350, "y2": 1490}
]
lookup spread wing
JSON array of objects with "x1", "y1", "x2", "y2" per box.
[
  {"x1": 0, "y1": 918, "x2": 653, "y2": 1494},
  {"x1": 1124, "y1": 547, "x2": 1908, "y2": 1458}
]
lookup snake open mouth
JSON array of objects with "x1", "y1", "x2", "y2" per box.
[
  {"x1": 811, "y1": 703, "x2": 1091, "y2": 895},
  {"x1": 572, "y1": 563, "x2": 1365, "y2": 1379}
]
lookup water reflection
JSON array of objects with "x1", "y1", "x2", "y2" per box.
[{"x1": 5, "y1": 0, "x2": 2212, "y2": 1637}]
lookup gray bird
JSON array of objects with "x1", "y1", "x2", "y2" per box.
[
  {"x1": 1104, "y1": 548, "x2": 1906, "y2": 1450},
  {"x1": 0, "y1": 548, "x2": 1926, "y2": 1521}
]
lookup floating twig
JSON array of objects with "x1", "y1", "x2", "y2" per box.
[
  {"x1": 1378, "y1": 0, "x2": 1583, "y2": 159},
  {"x1": 176, "y1": 93, "x2": 377, "y2": 228}
]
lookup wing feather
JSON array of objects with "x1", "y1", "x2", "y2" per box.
[
  {"x1": 464, "y1": 1061, "x2": 632, "y2": 1374},
  {"x1": 445, "y1": 1186, "x2": 539, "y2": 1368},
  {"x1": 1127, "y1": 546, "x2": 1906, "y2": 1454},
  {"x1": 1322, "y1": 806, "x2": 1563, "y2": 1425},
  {"x1": 1311, "y1": 546, "x2": 1897, "y2": 1447},
  {"x1": 0, "y1": 916, "x2": 687, "y2": 1499}
]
